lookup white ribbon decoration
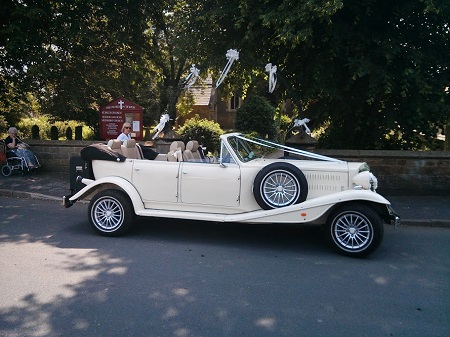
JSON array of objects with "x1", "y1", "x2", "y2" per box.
[
  {"x1": 172, "y1": 148, "x2": 182, "y2": 161},
  {"x1": 184, "y1": 64, "x2": 200, "y2": 90},
  {"x1": 215, "y1": 49, "x2": 239, "y2": 88},
  {"x1": 152, "y1": 113, "x2": 171, "y2": 139},
  {"x1": 293, "y1": 118, "x2": 311, "y2": 134},
  {"x1": 265, "y1": 63, "x2": 277, "y2": 93}
]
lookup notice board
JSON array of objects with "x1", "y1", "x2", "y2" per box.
[{"x1": 99, "y1": 97, "x2": 143, "y2": 140}]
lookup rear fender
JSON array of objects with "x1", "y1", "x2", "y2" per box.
[{"x1": 67, "y1": 177, "x2": 145, "y2": 213}]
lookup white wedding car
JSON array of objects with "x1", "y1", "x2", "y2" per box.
[{"x1": 63, "y1": 133, "x2": 400, "y2": 257}]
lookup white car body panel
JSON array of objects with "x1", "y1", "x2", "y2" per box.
[
  {"x1": 71, "y1": 178, "x2": 390, "y2": 224},
  {"x1": 65, "y1": 132, "x2": 400, "y2": 256},
  {"x1": 67, "y1": 133, "x2": 395, "y2": 222}
]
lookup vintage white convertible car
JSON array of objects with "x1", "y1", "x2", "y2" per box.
[{"x1": 63, "y1": 133, "x2": 400, "y2": 257}]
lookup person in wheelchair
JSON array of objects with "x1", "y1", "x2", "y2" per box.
[{"x1": 4, "y1": 127, "x2": 41, "y2": 170}]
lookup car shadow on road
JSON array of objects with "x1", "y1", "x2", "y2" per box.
[{"x1": 128, "y1": 217, "x2": 331, "y2": 255}]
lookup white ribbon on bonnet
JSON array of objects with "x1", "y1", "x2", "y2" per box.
[
  {"x1": 215, "y1": 49, "x2": 239, "y2": 88},
  {"x1": 152, "y1": 114, "x2": 171, "y2": 139}
]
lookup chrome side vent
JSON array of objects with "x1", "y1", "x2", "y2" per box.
[{"x1": 306, "y1": 173, "x2": 343, "y2": 192}]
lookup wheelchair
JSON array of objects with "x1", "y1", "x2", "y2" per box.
[{"x1": 1, "y1": 140, "x2": 41, "y2": 177}]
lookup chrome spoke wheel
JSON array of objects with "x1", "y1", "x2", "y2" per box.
[
  {"x1": 261, "y1": 170, "x2": 300, "y2": 207},
  {"x1": 326, "y1": 204, "x2": 384, "y2": 257},
  {"x1": 92, "y1": 196, "x2": 125, "y2": 232},
  {"x1": 333, "y1": 212, "x2": 372, "y2": 250},
  {"x1": 88, "y1": 190, "x2": 135, "y2": 236}
]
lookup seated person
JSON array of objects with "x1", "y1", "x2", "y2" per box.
[
  {"x1": 4, "y1": 127, "x2": 40, "y2": 169},
  {"x1": 117, "y1": 123, "x2": 132, "y2": 143}
]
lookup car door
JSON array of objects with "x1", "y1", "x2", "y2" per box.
[
  {"x1": 179, "y1": 161, "x2": 241, "y2": 207},
  {"x1": 131, "y1": 160, "x2": 180, "y2": 204}
]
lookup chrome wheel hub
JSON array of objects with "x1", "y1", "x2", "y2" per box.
[
  {"x1": 333, "y1": 212, "x2": 372, "y2": 250},
  {"x1": 92, "y1": 197, "x2": 124, "y2": 231},
  {"x1": 262, "y1": 170, "x2": 299, "y2": 207}
]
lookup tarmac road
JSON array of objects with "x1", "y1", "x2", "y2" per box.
[{"x1": 1, "y1": 196, "x2": 449, "y2": 337}]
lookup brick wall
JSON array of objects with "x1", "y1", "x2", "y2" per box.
[
  {"x1": 26, "y1": 140, "x2": 450, "y2": 195},
  {"x1": 318, "y1": 149, "x2": 450, "y2": 195}
]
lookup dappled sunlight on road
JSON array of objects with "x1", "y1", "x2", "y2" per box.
[{"x1": 0, "y1": 239, "x2": 129, "y2": 337}]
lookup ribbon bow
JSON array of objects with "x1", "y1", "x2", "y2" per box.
[
  {"x1": 293, "y1": 118, "x2": 311, "y2": 134},
  {"x1": 265, "y1": 63, "x2": 277, "y2": 93},
  {"x1": 184, "y1": 64, "x2": 200, "y2": 90},
  {"x1": 172, "y1": 148, "x2": 183, "y2": 161},
  {"x1": 152, "y1": 114, "x2": 171, "y2": 139},
  {"x1": 215, "y1": 49, "x2": 239, "y2": 88}
]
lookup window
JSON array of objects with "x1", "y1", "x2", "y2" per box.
[{"x1": 229, "y1": 94, "x2": 241, "y2": 110}]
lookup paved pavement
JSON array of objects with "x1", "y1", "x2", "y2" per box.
[{"x1": 1, "y1": 168, "x2": 449, "y2": 228}]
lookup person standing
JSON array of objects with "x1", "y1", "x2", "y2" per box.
[{"x1": 117, "y1": 123, "x2": 132, "y2": 143}]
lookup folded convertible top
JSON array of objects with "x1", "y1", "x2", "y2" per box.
[{"x1": 80, "y1": 143, "x2": 126, "y2": 162}]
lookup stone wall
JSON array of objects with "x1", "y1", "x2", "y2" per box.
[{"x1": 26, "y1": 140, "x2": 450, "y2": 195}]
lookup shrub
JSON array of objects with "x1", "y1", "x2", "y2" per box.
[
  {"x1": 235, "y1": 95, "x2": 276, "y2": 139},
  {"x1": 178, "y1": 114, "x2": 223, "y2": 154}
]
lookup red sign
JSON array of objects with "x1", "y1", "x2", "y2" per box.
[{"x1": 99, "y1": 97, "x2": 143, "y2": 140}]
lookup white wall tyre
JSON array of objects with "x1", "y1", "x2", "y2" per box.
[
  {"x1": 326, "y1": 203, "x2": 384, "y2": 257},
  {"x1": 88, "y1": 189, "x2": 135, "y2": 236},
  {"x1": 253, "y1": 162, "x2": 308, "y2": 210}
]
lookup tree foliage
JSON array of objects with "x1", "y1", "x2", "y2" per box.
[
  {"x1": 178, "y1": 114, "x2": 223, "y2": 154},
  {"x1": 1, "y1": 0, "x2": 448, "y2": 150},
  {"x1": 236, "y1": 95, "x2": 277, "y2": 138},
  {"x1": 235, "y1": 0, "x2": 449, "y2": 149}
]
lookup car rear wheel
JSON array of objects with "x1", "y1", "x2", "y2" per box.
[
  {"x1": 326, "y1": 203, "x2": 384, "y2": 257},
  {"x1": 88, "y1": 189, "x2": 135, "y2": 236},
  {"x1": 253, "y1": 162, "x2": 308, "y2": 210}
]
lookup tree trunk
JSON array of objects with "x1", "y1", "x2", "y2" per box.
[{"x1": 445, "y1": 115, "x2": 449, "y2": 151}]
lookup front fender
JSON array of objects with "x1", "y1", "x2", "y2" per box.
[
  {"x1": 227, "y1": 190, "x2": 392, "y2": 224},
  {"x1": 65, "y1": 177, "x2": 145, "y2": 213}
]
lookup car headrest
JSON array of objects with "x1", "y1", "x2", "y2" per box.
[
  {"x1": 186, "y1": 140, "x2": 199, "y2": 152},
  {"x1": 124, "y1": 139, "x2": 136, "y2": 148},
  {"x1": 108, "y1": 139, "x2": 122, "y2": 150},
  {"x1": 170, "y1": 141, "x2": 185, "y2": 152}
]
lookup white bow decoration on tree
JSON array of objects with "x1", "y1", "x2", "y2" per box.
[
  {"x1": 184, "y1": 64, "x2": 200, "y2": 90},
  {"x1": 265, "y1": 63, "x2": 277, "y2": 93},
  {"x1": 293, "y1": 118, "x2": 311, "y2": 134},
  {"x1": 152, "y1": 113, "x2": 171, "y2": 139},
  {"x1": 215, "y1": 49, "x2": 239, "y2": 88}
]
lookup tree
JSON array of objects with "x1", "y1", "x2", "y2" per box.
[
  {"x1": 0, "y1": 0, "x2": 237, "y2": 132},
  {"x1": 2, "y1": 0, "x2": 448, "y2": 150},
  {"x1": 235, "y1": 0, "x2": 449, "y2": 149},
  {"x1": 235, "y1": 95, "x2": 277, "y2": 138}
]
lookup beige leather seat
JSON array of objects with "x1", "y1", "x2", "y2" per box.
[
  {"x1": 107, "y1": 139, "x2": 123, "y2": 155},
  {"x1": 184, "y1": 140, "x2": 203, "y2": 162},
  {"x1": 121, "y1": 139, "x2": 142, "y2": 159},
  {"x1": 167, "y1": 141, "x2": 184, "y2": 162}
]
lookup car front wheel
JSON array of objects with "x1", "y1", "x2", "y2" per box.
[
  {"x1": 88, "y1": 189, "x2": 135, "y2": 236},
  {"x1": 326, "y1": 203, "x2": 384, "y2": 257}
]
